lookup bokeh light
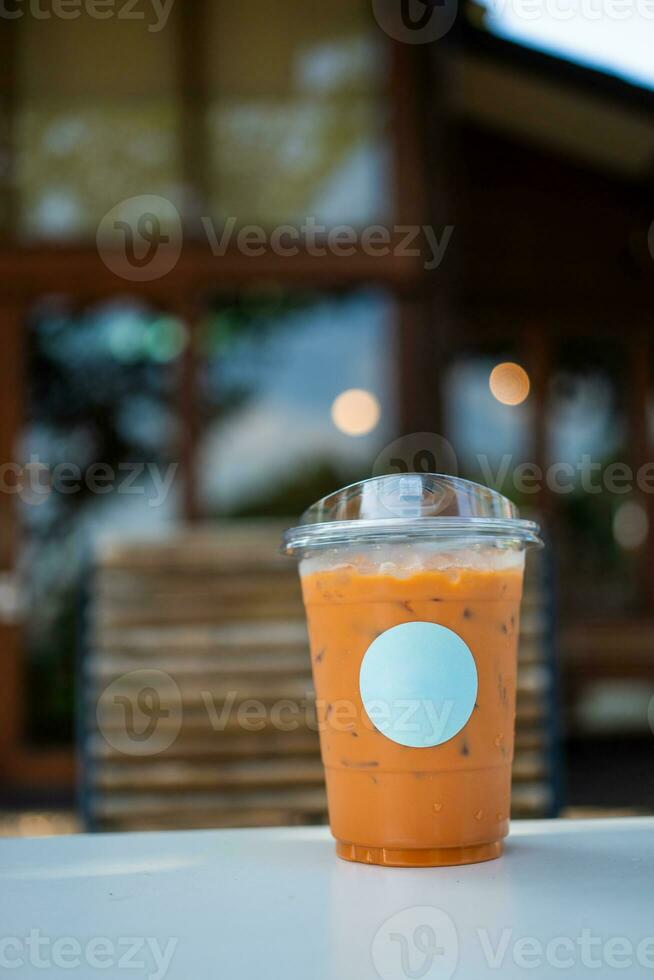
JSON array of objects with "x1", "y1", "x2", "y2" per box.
[
  {"x1": 146, "y1": 317, "x2": 188, "y2": 363},
  {"x1": 613, "y1": 500, "x2": 649, "y2": 551},
  {"x1": 489, "y1": 362, "x2": 531, "y2": 406},
  {"x1": 331, "y1": 388, "x2": 381, "y2": 437}
]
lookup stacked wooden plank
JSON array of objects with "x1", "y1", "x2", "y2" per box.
[
  {"x1": 561, "y1": 618, "x2": 654, "y2": 735},
  {"x1": 512, "y1": 549, "x2": 559, "y2": 817},
  {"x1": 82, "y1": 523, "x2": 558, "y2": 831},
  {"x1": 83, "y1": 523, "x2": 326, "y2": 831}
]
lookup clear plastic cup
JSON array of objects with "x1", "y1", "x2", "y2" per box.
[{"x1": 283, "y1": 474, "x2": 542, "y2": 868}]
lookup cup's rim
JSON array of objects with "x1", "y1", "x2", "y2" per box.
[{"x1": 282, "y1": 516, "x2": 543, "y2": 556}]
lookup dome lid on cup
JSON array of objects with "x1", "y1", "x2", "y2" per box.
[{"x1": 282, "y1": 473, "x2": 542, "y2": 555}]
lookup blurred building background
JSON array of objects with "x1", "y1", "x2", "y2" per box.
[{"x1": 0, "y1": 0, "x2": 652, "y2": 834}]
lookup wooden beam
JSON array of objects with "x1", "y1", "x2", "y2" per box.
[
  {"x1": 391, "y1": 39, "x2": 451, "y2": 438},
  {"x1": 6, "y1": 748, "x2": 76, "y2": 790},
  {"x1": 177, "y1": 0, "x2": 211, "y2": 232},
  {"x1": 0, "y1": 14, "x2": 18, "y2": 237},
  {"x1": 523, "y1": 328, "x2": 553, "y2": 521},
  {"x1": 0, "y1": 303, "x2": 76, "y2": 794},
  {"x1": 0, "y1": 302, "x2": 22, "y2": 565},
  {"x1": 0, "y1": 244, "x2": 425, "y2": 305},
  {"x1": 389, "y1": 40, "x2": 428, "y2": 226},
  {"x1": 0, "y1": 303, "x2": 23, "y2": 778},
  {"x1": 628, "y1": 328, "x2": 652, "y2": 609},
  {"x1": 397, "y1": 297, "x2": 441, "y2": 435},
  {"x1": 175, "y1": 299, "x2": 202, "y2": 522}
]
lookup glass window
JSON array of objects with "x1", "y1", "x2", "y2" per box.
[
  {"x1": 196, "y1": 288, "x2": 396, "y2": 517},
  {"x1": 16, "y1": 14, "x2": 181, "y2": 240},
  {"x1": 206, "y1": 0, "x2": 390, "y2": 226},
  {"x1": 12, "y1": 0, "x2": 390, "y2": 239},
  {"x1": 546, "y1": 341, "x2": 640, "y2": 615},
  {"x1": 444, "y1": 351, "x2": 533, "y2": 501},
  {"x1": 21, "y1": 298, "x2": 184, "y2": 743}
]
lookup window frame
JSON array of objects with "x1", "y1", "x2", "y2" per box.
[{"x1": 0, "y1": 14, "x2": 434, "y2": 792}]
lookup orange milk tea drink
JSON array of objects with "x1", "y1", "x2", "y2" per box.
[{"x1": 283, "y1": 475, "x2": 542, "y2": 868}]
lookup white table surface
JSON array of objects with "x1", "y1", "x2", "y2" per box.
[{"x1": 1, "y1": 818, "x2": 653, "y2": 980}]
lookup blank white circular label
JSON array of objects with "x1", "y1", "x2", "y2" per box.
[{"x1": 359, "y1": 622, "x2": 478, "y2": 748}]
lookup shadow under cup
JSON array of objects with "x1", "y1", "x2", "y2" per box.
[{"x1": 283, "y1": 474, "x2": 542, "y2": 868}]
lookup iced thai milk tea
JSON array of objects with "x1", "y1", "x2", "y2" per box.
[{"x1": 283, "y1": 475, "x2": 541, "y2": 868}]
